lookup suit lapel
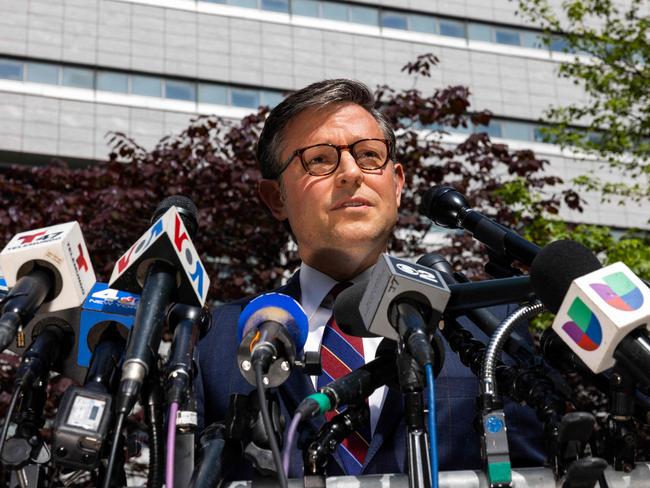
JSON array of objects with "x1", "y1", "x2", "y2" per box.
[{"x1": 362, "y1": 385, "x2": 404, "y2": 472}]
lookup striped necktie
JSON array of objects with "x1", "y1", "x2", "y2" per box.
[{"x1": 317, "y1": 282, "x2": 371, "y2": 475}]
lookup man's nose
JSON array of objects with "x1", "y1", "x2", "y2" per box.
[{"x1": 335, "y1": 149, "x2": 363, "y2": 184}]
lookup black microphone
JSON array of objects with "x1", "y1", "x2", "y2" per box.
[
  {"x1": 51, "y1": 326, "x2": 126, "y2": 471},
  {"x1": 0, "y1": 265, "x2": 56, "y2": 351},
  {"x1": 114, "y1": 196, "x2": 201, "y2": 417},
  {"x1": 14, "y1": 324, "x2": 71, "y2": 386},
  {"x1": 333, "y1": 255, "x2": 535, "y2": 340},
  {"x1": 419, "y1": 185, "x2": 540, "y2": 265},
  {"x1": 188, "y1": 423, "x2": 227, "y2": 488},
  {"x1": 166, "y1": 303, "x2": 211, "y2": 405},
  {"x1": 417, "y1": 252, "x2": 538, "y2": 366}
]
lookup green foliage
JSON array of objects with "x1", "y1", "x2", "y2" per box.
[{"x1": 516, "y1": 0, "x2": 650, "y2": 201}]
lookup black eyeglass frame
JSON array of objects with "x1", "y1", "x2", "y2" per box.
[{"x1": 273, "y1": 138, "x2": 392, "y2": 178}]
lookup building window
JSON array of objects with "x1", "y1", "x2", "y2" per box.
[
  {"x1": 231, "y1": 87, "x2": 259, "y2": 108},
  {"x1": 165, "y1": 80, "x2": 196, "y2": 101},
  {"x1": 321, "y1": 1, "x2": 348, "y2": 22},
  {"x1": 261, "y1": 0, "x2": 288, "y2": 13},
  {"x1": 291, "y1": 0, "x2": 318, "y2": 17},
  {"x1": 468, "y1": 23, "x2": 492, "y2": 42},
  {"x1": 229, "y1": 0, "x2": 257, "y2": 8},
  {"x1": 439, "y1": 19, "x2": 465, "y2": 38},
  {"x1": 495, "y1": 28, "x2": 521, "y2": 46},
  {"x1": 62, "y1": 67, "x2": 94, "y2": 89},
  {"x1": 260, "y1": 90, "x2": 284, "y2": 107},
  {"x1": 97, "y1": 72, "x2": 129, "y2": 93},
  {"x1": 132, "y1": 75, "x2": 162, "y2": 97},
  {"x1": 26, "y1": 62, "x2": 59, "y2": 85},
  {"x1": 502, "y1": 121, "x2": 532, "y2": 141},
  {"x1": 349, "y1": 5, "x2": 378, "y2": 26},
  {"x1": 410, "y1": 14, "x2": 437, "y2": 34},
  {"x1": 0, "y1": 58, "x2": 23, "y2": 80},
  {"x1": 381, "y1": 12, "x2": 408, "y2": 30},
  {"x1": 199, "y1": 83, "x2": 228, "y2": 105}
]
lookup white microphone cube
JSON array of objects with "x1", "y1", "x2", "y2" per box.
[
  {"x1": 552, "y1": 262, "x2": 650, "y2": 373},
  {"x1": 109, "y1": 206, "x2": 209, "y2": 306},
  {"x1": 0, "y1": 221, "x2": 96, "y2": 312}
]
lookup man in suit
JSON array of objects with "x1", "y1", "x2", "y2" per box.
[{"x1": 196, "y1": 78, "x2": 545, "y2": 480}]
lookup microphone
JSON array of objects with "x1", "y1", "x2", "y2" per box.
[
  {"x1": 165, "y1": 303, "x2": 211, "y2": 405},
  {"x1": 14, "y1": 324, "x2": 72, "y2": 387},
  {"x1": 530, "y1": 240, "x2": 650, "y2": 385},
  {"x1": 419, "y1": 185, "x2": 540, "y2": 265},
  {"x1": 236, "y1": 292, "x2": 308, "y2": 387},
  {"x1": 0, "y1": 222, "x2": 96, "y2": 351},
  {"x1": 52, "y1": 325, "x2": 126, "y2": 471},
  {"x1": 333, "y1": 254, "x2": 535, "y2": 341},
  {"x1": 417, "y1": 252, "x2": 538, "y2": 366}
]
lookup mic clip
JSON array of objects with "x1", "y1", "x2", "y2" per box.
[{"x1": 294, "y1": 350, "x2": 321, "y2": 377}]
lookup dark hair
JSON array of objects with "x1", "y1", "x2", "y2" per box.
[{"x1": 256, "y1": 79, "x2": 396, "y2": 179}]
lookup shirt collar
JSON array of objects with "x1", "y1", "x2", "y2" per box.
[{"x1": 299, "y1": 261, "x2": 375, "y2": 323}]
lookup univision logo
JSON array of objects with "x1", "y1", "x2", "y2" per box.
[
  {"x1": 562, "y1": 297, "x2": 602, "y2": 351},
  {"x1": 590, "y1": 271, "x2": 643, "y2": 311}
]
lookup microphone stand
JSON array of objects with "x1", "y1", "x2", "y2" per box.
[
  {"x1": 396, "y1": 340, "x2": 432, "y2": 488},
  {"x1": 604, "y1": 366, "x2": 637, "y2": 471}
]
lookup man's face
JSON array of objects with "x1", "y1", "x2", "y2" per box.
[{"x1": 259, "y1": 103, "x2": 404, "y2": 272}]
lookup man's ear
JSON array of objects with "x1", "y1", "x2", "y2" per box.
[
  {"x1": 258, "y1": 179, "x2": 288, "y2": 221},
  {"x1": 393, "y1": 162, "x2": 405, "y2": 207}
]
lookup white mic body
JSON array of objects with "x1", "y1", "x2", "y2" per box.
[
  {"x1": 0, "y1": 221, "x2": 96, "y2": 312},
  {"x1": 109, "y1": 206, "x2": 209, "y2": 306},
  {"x1": 552, "y1": 262, "x2": 650, "y2": 374}
]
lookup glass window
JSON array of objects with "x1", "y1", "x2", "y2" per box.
[
  {"x1": 97, "y1": 71, "x2": 128, "y2": 93},
  {"x1": 322, "y1": 2, "x2": 348, "y2": 22},
  {"x1": 62, "y1": 67, "x2": 94, "y2": 89},
  {"x1": 231, "y1": 87, "x2": 259, "y2": 108},
  {"x1": 550, "y1": 36, "x2": 569, "y2": 52},
  {"x1": 291, "y1": 0, "x2": 318, "y2": 17},
  {"x1": 474, "y1": 122, "x2": 502, "y2": 138},
  {"x1": 533, "y1": 126, "x2": 548, "y2": 143},
  {"x1": 502, "y1": 121, "x2": 532, "y2": 141},
  {"x1": 381, "y1": 12, "x2": 408, "y2": 30},
  {"x1": 349, "y1": 5, "x2": 378, "y2": 26},
  {"x1": 261, "y1": 0, "x2": 288, "y2": 13},
  {"x1": 228, "y1": 0, "x2": 257, "y2": 8},
  {"x1": 468, "y1": 23, "x2": 492, "y2": 42},
  {"x1": 410, "y1": 14, "x2": 436, "y2": 34},
  {"x1": 495, "y1": 28, "x2": 521, "y2": 46},
  {"x1": 27, "y1": 62, "x2": 59, "y2": 84},
  {"x1": 204, "y1": 0, "x2": 227, "y2": 3},
  {"x1": 439, "y1": 19, "x2": 465, "y2": 38},
  {"x1": 199, "y1": 83, "x2": 228, "y2": 105},
  {"x1": 0, "y1": 58, "x2": 23, "y2": 80},
  {"x1": 522, "y1": 31, "x2": 544, "y2": 49},
  {"x1": 260, "y1": 90, "x2": 284, "y2": 107},
  {"x1": 165, "y1": 80, "x2": 196, "y2": 101},
  {"x1": 131, "y1": 75, "x2": 162, "y2": 97}
]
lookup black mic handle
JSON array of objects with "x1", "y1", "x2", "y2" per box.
[
  {"x1": 167, "y1": 316, "x2": 196, "y2": 404},
  {"x1": 0, "y1": 266, "x2": 55, "y2": 351},
  {"x1": 613, "y1": 328, "x2": 650, "y2": 388},
  {"x1": 446, "y1": 276, "x2": 535, "y2": 311},
  {"x1": 189, "y1": 423, "x2": 227, "y2": 488},
  {"x1": 15, "y1": 324, "x2": 65, "y2": 386},
  {"x1": 85, "y1": 329, "x2": 126, "y2": 392},
  {"x1": 124, "y1": 260, "x2": 177, "y2": 374}
]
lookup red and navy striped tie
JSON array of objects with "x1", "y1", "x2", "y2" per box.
[{"x1": 317, "y1": 282, "x2": 371, "y2": 475}]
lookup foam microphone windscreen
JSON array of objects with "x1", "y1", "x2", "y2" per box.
[
  {"x1": 332, "y1": 281, "x2": 379, "y2": 338},
  {"x1": 153, "y1": 195, "x2": 199, "y2": 239},
  {"x1": 530, "y1": 239, "x2": 602, "y2": 314}
]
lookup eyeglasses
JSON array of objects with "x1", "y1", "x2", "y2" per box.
[{"x1": 274, "y1": 138, "x2": 391, "y2": 177}]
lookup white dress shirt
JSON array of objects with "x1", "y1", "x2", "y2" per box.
[{"x1": 299, "y1": 262, "x2": 388, "y2": 435}]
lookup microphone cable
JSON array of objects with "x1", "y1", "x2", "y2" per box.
[
  {"x1": 0, "y1": 383, "x2": 23, "y2": 464},
  {"x1": 102, "y1": 411, "x2": 126, "y2": 488},
  {"x1": 425, "y1": 363, "x2": 439, "y2": 488},
  {"x1": 254, "y1": 359, "x2": 288, "y2": 488},
  {"x1": 166, "y1": 401, "x2": 180, "y2": 488},
  {"x1": 282, "y1": 411, "x2": 302, "y2": 476}
]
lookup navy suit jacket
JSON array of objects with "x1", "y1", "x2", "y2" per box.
[{"x1": 195, "y1": 271, "x2": 546, "y2": 480}]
